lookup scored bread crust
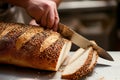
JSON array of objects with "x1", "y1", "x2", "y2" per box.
[
  {"x1": 0, "y1": 22, "x2": 71, "y2": 71},
  {"x1": 62, "y1": 47, "x2": 94, "y2": 80}
]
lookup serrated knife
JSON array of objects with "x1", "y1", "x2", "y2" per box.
[{"x1": 58, "y1": 23, "x2": 114, "y2": 61}]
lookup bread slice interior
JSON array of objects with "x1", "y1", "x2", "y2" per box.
[
  {"x1": 68, "y1": 48, "x2": 85, "y2": 65},
  {"x1": 62, "y1": 47, "x2": 93, "y2": 79},
  {"x1": 55, "y1": 41, "x2": 71, "y2": 71}
]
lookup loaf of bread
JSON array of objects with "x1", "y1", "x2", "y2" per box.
[
  {"x1": 0, "y1": 22, "x2": 99, "y2": 80},
  {"x1": 0, "y1": 22, "x2": 72, "y2": 71}
]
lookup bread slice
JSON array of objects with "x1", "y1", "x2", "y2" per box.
[
  {"x1": 84, "y1": 50, "x2": 98, "y2": 76},
  {"x1": 55, "y1": 40, "x2": 72, "y2": 71},
  {"x1": 61, "y1": 48, "x2": 85, "y2": 66},
  {"x1": 83, "y1": 41, "x2": 98, "y2": 75},
  {"x1": 60, "y1": 40, "x2": 72, "y2": 66},
  {"x1": 68, "y1": 48, "x2": 85, "y2": 65},
  {"x1": 62, "y1": 47, "x2": 93, "y2": 80},
  {"x1": 80, "y1": 50, "x2": 98, "y2": 79}
]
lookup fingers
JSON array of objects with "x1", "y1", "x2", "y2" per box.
[
  {"x1": 47, "y1": 6, "x2": 59, "y2": 31},
  {"x1": 47, "y1": 6, "x2": 55, "y2": 29},
  {"x1": 40, "y1": 7, "x2": 49, "y2": 28},
  {"x1": 28, "y1": 0, "x2": 59, "y2": 31},
  {"x1": 30, "y1": 8, "x2": 59, "y2": 31},
  {"x1": 29, "y1": 19, "x2": 39, "y2": 26},
  {"x1": 53, "y1": 7, "x2": 59, "y2": 31}
]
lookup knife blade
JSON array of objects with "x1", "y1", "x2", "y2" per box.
[{"x1": 58, "y1": 23, "x2": 114, "y2": 61}]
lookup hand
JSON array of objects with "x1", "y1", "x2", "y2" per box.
[{"x1": 26, "y1": 0, "x2": 59, "y2": 31}]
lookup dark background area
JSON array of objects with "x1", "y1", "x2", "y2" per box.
[{"x1": 58, "y1": 0, "x2": 120, "y2": 51}]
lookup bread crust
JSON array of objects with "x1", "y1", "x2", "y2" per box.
[
  {"x1": 82, "y1": 50, "x2": 98, "y2": 77},
  {"x1": 0, "y1": 22, "x2": 71, "y2": 71},
  {"x1": 0, "y1": 22, "x2": 7, "y2": 34}
]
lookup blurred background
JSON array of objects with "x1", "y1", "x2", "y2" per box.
[
  {"x1": 58, "y1": 0, "x2": 119, "y2": 51},
  {"x1": 0, "y1": 0, "x2": 119, "y2": 51}
]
